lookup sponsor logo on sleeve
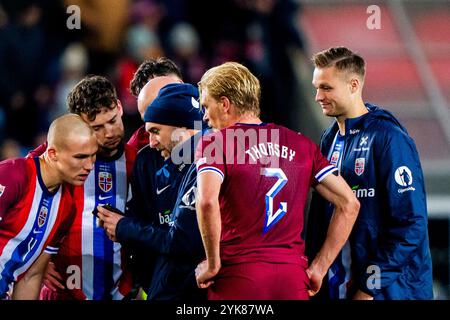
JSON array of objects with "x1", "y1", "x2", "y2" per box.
[
  {"x1": 330, "y1": 151, "x2": 340, "y2": 166},
  {"x1": 394, "y1": 166, "x2": 415, "y2": 193}
]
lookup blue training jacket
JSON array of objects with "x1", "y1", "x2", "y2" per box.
[
  {"x1": 116, "y1": 132, "x2": 205, "y2": 300},
  {"x1": 306, "y1": 103, "x2": 433, "y2": 300}
]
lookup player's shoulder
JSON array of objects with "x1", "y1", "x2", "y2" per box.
[
  {"x1": 271, "y1": 123, "x2": 317, "y2": 146},
  {"x1": 197, "y1": 128, "x2": 224, "y2": 151},
  {"x1": 135, "y1": 145, "x2": 164, "y2": 169},
  {"x1": 124, "y1": 143, "x2": 138, "y2": 162},
  {"x1": 368, "y1": 117, "x2": 399, "y2": 131},
  {"x1": 369, "y1": 118, "x2": 412, "y2": 144},
  {"x1": 0, "y1": 157, "x2": 33, "y2": 202},
  {"x1": 124, "y1": 143, "x2": 138, "y2": 154},
  {"x1": 127, "y1": 125, "x2": 148, "y2": 151},
  {"x1": 0, "y1": 157, "x2": 32, "y2": 179},
  {"x1": 0, "y1": 156, "x2": 28, "y2": 167}
]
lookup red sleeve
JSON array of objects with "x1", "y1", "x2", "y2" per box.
[
  {"x1": 195, "y1": 131, "x2": 226, "y2": 182},
  {"x1": 126, "y1": 126, "x2": 149, "y2": 152},
  {"x1": 124, "y1": 144, "x2": 137, "y2": 179},
  {"x1": 0, "y1": 158, "x2": 28, "y2": 218},
  {"x1": 26, "y1": 141, "x2": 48, "y2": 157}
]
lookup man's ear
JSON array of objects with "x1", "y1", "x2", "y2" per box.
[
  {"x1": 172, "y1": 127, "x2": 189, "y2": 144},
  {"x1": 116, "y1": 99, "x2": 124, "y2": 117},
  {"x1": 349, "y1": 77, "x2": 361, "y2": 94},
  {"x1": 47, "y1": 147, "x2": 57, "y2": 161},
  {"x1": 220, "y1": 96, "x2": 231, "y2": 114}
]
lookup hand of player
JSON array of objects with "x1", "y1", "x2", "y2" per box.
[
  {"x1": 43, "y1": 261, "x2": 65, "y2": 291},
  {"x1": 306, "y1": 265, "x2": 324, "y2": 297},
  {"x1": 195, "y1": 259, "x2": 219, "y2": 289},
  {"x1": 352, "y1": 289, "x2": 374, "y2": 300},
  {"x1": 97, "y1": 205, "x2": 124, "y2": 242}
]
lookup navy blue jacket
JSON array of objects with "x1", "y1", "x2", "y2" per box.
[
  {"x1": 306, "y1": 103, "x2": 433, "y2": 300},
  {"x1": 116, "y1": 133, "x2": 205, "y2": 300},
  {"x1": 115, "y1": 145, "x2": 172, "y2": 293},
  {"x1": 144, "y1": 160, "x2": 205, "y2": 300}
]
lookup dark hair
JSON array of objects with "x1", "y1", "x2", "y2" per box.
[
  {"x1": 129, "y1": 57, "x2": 182, "y2": 97},
  {"x1": 312, "y1": 46, "x2": 365, "y2": 78},
  {"x1": 67, "y1": 75, "x2": 117, "y2": 121}
]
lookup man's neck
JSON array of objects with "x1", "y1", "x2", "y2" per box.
[
  {"x1": 39, "y1": 156, "x2": 61, "y2": 193},
  {"x1": 232, "y1": 113, "x2": 262, "y2": 126},
  {"x1": 336, "y1": 99, "x2": 367, "y2": 136},
  {"x1": 97, "y1": 142, "x2": 124, "y2": 160},
  {"x1": 98, "y1": 148, "x2": 118, "y2": 158}
]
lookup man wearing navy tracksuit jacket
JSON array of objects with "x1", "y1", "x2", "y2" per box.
[
  {"x1": 97, "y1": 83, "x2": 206, "y2": 300},
  {"x1": 306, "y1": 47, "x2": 433, "y2": 300},
  {"x1": 141, "y1": 138, "x2": 206, "y2": 300},
  {"x1": 116, "y1": 134, "x2": 206, "y2": 300}
]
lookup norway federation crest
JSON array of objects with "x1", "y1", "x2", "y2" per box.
[
  {"x1": 0, "y1": 184, "x2": 5, "y2": 197},
  {"x1": 99, "y1": 171, "x2": 113, "y2": 193},
  {"x1": 330, "y1": 151, "x2": 340, "y2": 166},
  {"x1": 355, "y1": 158, "x2": 365, "y2": 176},
  {"x1": 38, "y1": 206, "x2": 48, "y2": 227}
]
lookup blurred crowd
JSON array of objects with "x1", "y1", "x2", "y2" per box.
[{"x1": 0, "y1": 0, "x2": 305, "y2": 160}]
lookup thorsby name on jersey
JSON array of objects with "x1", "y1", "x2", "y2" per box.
[{"x1": 199, "y1": 127, "x2": 297, "y2": 167}]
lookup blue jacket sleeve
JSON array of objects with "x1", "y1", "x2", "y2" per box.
[
  {"x1": 359, "y1": 125, "x2": 429, "y2": 296},
  {"x1": 116, "y1": 207, "x2": 203, "y2": 260},
  {"x1": 115, "y1": 148, "x2": 157, "y2": 243},
  {"x1": 116, "y1": 166, "x2": 204, "y2": 261}
]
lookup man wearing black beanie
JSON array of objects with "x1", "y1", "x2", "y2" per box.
[
  {"x1": 97, "y1": 83, "x2": 208, "y2": 301},
  {"x1": 143, "y1": 83, "x2": 204, "y2": 160}
]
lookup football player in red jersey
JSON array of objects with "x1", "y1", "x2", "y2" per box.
[
  {"x1": 0, "y1": 114, "x2": 97, "y2": 299},
  {"x1": 195, "y1": 62, "x2": 360, "y2": 299},
  {"x1": 37, "y1": 76, "x2": 137, "y2": 300}
]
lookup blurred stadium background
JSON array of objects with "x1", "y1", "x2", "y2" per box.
[{"x1": 0, "y1": 0, "x2": 449, "y2": 299}]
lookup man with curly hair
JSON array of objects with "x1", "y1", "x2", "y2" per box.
[
  {"x1": 129, "y1": 57, "x2": 182, "y2": 98},
  {"x1": 127, "y1": 57, "x2": 183, "y2": 151},
  {"x1": 31, "y1": 76, "x2": 137, "y2": 300}
]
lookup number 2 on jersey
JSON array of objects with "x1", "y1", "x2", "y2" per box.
[{"x1": 261, "y1": 168, "x2": 288, "y2": 234}]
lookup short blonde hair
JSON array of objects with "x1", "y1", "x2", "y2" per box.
[
  {"x1": 198, "y1": 62, "x2": 261, "y2": 117},
  {"x1": 312, "y1": 46, "x2": 365, "y2": 79}
]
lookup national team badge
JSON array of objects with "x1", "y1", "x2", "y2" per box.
[
  {"x1": 0, "y1": 184, "x2": 5, "y2": 198},
  {"x1": 355, "y1": 158, "x2": 365, "y2": 176},
  {"x1": 99, "y1": 171, "x2": 113, "y2": 193},
  {"x1": 330, "y1": 151, "x2": 340, "y2": 166},
  {"x1": 38, "y1": 206, "x2": 48, "y2": 227}
]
